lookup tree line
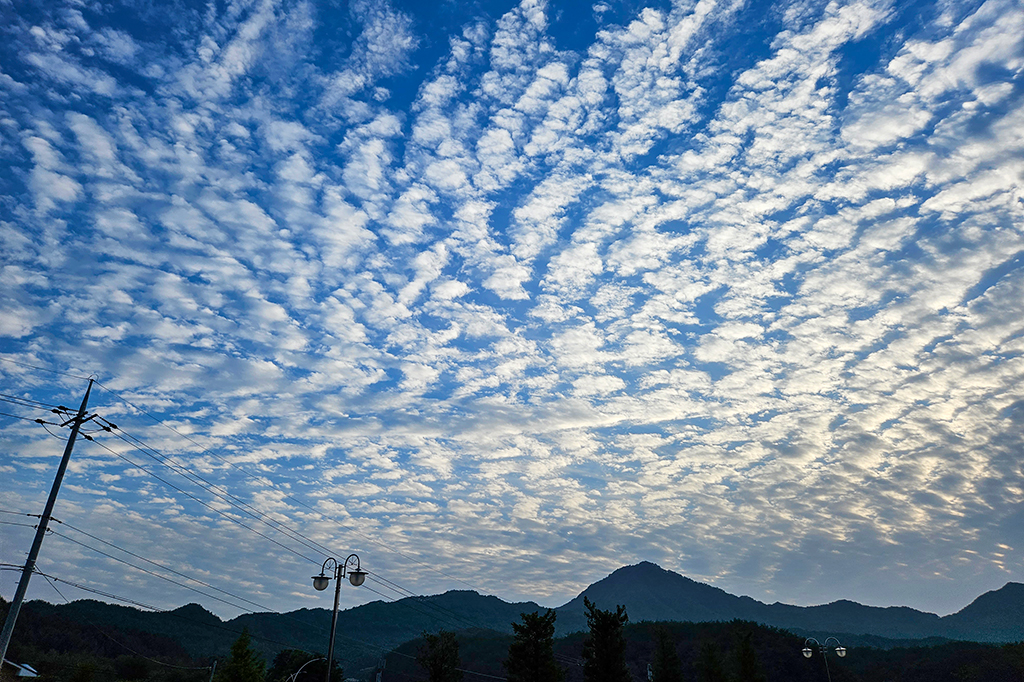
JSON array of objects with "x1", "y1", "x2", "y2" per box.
[
  {"x1": 7, "y1": 596, "x2": 1024, "y2": 682},
  {"x1": 409, "y1": 598, "x2": 1024, "y2": 682},
  {"x1": 414, "y1": 597, "x2": 767, "y2": 682}
]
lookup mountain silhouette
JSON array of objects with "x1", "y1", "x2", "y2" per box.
[
  {"x1": 553, "y1": 562, "x2": 1015, "y2": 642},
  {"x1": 941, "y1": 582, "x2": 1024, "y2": 641},
  {"x1": 6, "y1": 562, "x2": 1023, "y2": 674}
]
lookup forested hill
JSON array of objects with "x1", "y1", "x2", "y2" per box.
[
  {"x1": 4, "y1": 562, "x2": 1023, "y2": 676},
  {"x1": 8, "y1": 595, "x2": 1024, "y2": 682},
  {"x1": 1, "y1": 591, "x2": 545, "y2": 673},
  {"x1": 554, "y1": 562, "x2": 1024, "y2": 642}
]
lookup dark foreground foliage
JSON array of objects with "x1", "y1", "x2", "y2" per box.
[
  {"x1": 387, "y1": 620, "x2": 1024, "y2": 682},
  {"x1": 1, "y1": 596, "x2": 211, "y2": 682},
  {"x1": 6, "y1": 594, "x2": 1024, "y2": 682}
]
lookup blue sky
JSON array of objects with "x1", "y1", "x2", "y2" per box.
[{"x1": 1, "y1": 0, "x2": 1023, "y2": 623}]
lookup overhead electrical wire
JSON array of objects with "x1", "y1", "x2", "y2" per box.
[
  {"x1": 0, "y1": 356, "x2": 92, "y2": 381},
  {"x1": 4, "y1": 365, "x2": 489, "y2": 611},
  {"x1": 39, "y1": 572, "x2": 214, "y2": 671},
  {"x1": 0, "y1": 393, "x2": 61, "y2": 410},
  {"x1": 85, "y1": 437, "x2": 321, "y2": 564},
  {"x1": 0, "y1": 564, "x2": 353, "y2": 663},
  {"x1": 0, "y1": 520, "x2": 41, "y2": 530},
  {"x1": 92, "y1": 379, "x2": 486, "y2": 592},
  {"x1": 4, "y1": 497, "x2": 557, "y2": 680},
  {"x1": 43, "y1": 532, "x2": 389, "y2": 657},
  {"x1": 89, "y1": 424, "x2": 491, "y2": 633},
  {"x1": 105, "y1": 426, "x2": 337, "y2": 561},
  {"x1": 7, "y1": 433, "x2": 513, "y2": 646},
  {"x1": 52, "y1": 437, "x2": 487, "y2": 634},
  {"x1": 58, "y1": 519, "x2": 311, "y2": 616},
  {"x1": 6, "y1": 540, "x2": 499, "y2": 676},
  {"x1": 4, "y1": 368, "x2": 539, "y2": 639},
  {"x1": 379, "y1": 649, "x2": 509, "y2": 681},
  {"x1": 50, "y1": 521, "x2": 451, "y2": 645},
  {"x1": 0, "y1": 410, "x2": 59, "y2": 424},
  {"x1": 50, "y1": 529, "x2": 286, "y2": 615}
]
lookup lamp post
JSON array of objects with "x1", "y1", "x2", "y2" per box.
[
  {"x1": 801, "y1": 637, "x2": 846, "y2": 682},
  {"x1": 312, "y1": 554, "x2": 366, "y2": 682}
]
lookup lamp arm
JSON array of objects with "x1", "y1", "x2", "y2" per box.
[
  {"x1": 321, "y1": 557, "x2": 338, "y2": 577},
  {"x1": 342, "y1": 553, "x2": 361, "y2": 577}
]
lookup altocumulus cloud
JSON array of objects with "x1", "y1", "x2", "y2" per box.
[{"x1": 1, "y1": 0, "x2": 1023, "y2": 618}]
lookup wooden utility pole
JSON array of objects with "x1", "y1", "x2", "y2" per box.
[{"x1": 0, "y1": 379, "x2": 94, "y2": 663}]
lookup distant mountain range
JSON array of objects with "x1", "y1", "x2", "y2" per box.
[
  {"x1": 553, "y1": 562, "x2": 1024, "y2": 643},
  {"x1": 7, "y1": 562, "x2": 1022, "y2": 673}
]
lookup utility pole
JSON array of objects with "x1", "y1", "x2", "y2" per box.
[{"x1": 0, "y1": 379, "x2": 94, "y2": 663}]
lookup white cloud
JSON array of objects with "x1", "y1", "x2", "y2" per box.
[{"x1": 1, "y1": 0, "x2": 1022, "y2": 620}]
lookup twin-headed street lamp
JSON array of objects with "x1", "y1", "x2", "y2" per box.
[
  {"x1": 802, "y1": 637, "x2": 846, "y2": 682},
  {"x1": 312, "y1": 554, "x2": 366, "y2": 682}
]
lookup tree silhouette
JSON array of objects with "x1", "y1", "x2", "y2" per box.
[
  {"x1": 732, "y1": 631, "x2": 766, "y2": 682},
  {"x1": 695, "y1": 642, "x2": 727, "y2": 682},
  {"x1": 215, "y1": 628, "x2": 266, "y2": 682},
  {"x1": 265, "y1": 649, "x2": 341, "y2": 682},
  {"x1": 581, "y1": 597, "x2": 631, "y2": 682},
  {"x1": 504, "y1": 610, "x2": 564, "y2": 682},
  {"x1": 417, "y1": 630, "x2": 463, "y2": 682},
  {"x1": 650, "y1": 627, "x2": 683, "y2": 682}
]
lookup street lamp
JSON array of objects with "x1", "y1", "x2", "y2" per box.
[
  {"x1": 802, "y1": 637, "x2": 846, "y2": 682},
  {"x1": 311, "y1": 554, "x2": 366, "y2": 682}
]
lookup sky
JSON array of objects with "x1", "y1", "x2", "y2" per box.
[{"x1": 1, "y1": 0, "x2": 1023, "y2": 627}]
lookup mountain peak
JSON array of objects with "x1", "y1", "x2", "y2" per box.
[
  {"x1": 553, "y1": 562, "x2": 741, "y2": 634},
  {"x1": 948, "y1": 582, "x2": 1024, "y2": 619},
  {"x1": 168, "y1": 602, "x2": 221, "y2": 624}
]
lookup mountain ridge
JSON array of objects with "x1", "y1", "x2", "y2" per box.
[
  {"x1": 556, "y1": 562, "x2": 1019, "y2": 641},
  {"x1": 5, "y1": 562, "x2": 1021, "y2": 674}
]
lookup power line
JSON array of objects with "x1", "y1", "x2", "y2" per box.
[
  {"x1": 50, "y1": 529, "x2": 283, "y2": 615},
  {"x1": 0, "y1": 565, "x2": 354, "y2": 661},
  {"x1": 6, "y1": 371, "x2": 489, "y2": 615},
  {"x1": 44, "y1": 503, "x2": 476, "y2": 643},
  {"x1": 105, "y1": 427, "x2": 337, "y2": 562},
  {"x1": 76, "y1": 439, "x2": 487, "y2": 636},
  {"x1": 39, "y1": 572, "x2": 214, "y2": 671},
  {"x1": 46, "y1": 523, "x2": 426, "y2": 646},
  {"x1": 85, "y1": 437, "x2": 322, "y2": 564},
  {"x1": 92, "y1": 379, "x2": 485, "y2": 592},
  {"x1": 88, "y1": 425, "x2": 488, "y2": 633},
  {"x1": 382, "y1": 648, "x2": 509, "y2": 681},
  {"x1": 5, "y1": 375, "x2": 509, "y2": 638},
  {"x1": 0, "y1": 394, "x2": 61, "y2": 410},
  {"x1": 58, "y1": 520, "x2": 306, "y2": 617},
  {"x1": 0, "y1": 520, "x2": 41, "y2": 531},
  {"x1": 0, "y1": 357, "x2": 92, "y2": 381},
  {"x1": 0, "y1": 410, "x2": 61, "y2": 424}
]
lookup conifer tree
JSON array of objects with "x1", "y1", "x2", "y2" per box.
[
  {"x1": 732, "y1": 631, "x2": 766, "y2": 682},
  {"x1": 650, "y1": 627, "x2": 683, "y2": 682},
  {"x1": 216, "y1": 628, "x2": 266, "y2": 682},
  {"x1": 504, "y1": 610, "x2": 564, "y2": 682},
  {"x1": 694, "y1": 642, "x2": 727, "y2": 682},
  {"x1": 581, "y1": 597, "x2": 631, "y2": 682},
  {"x1": 417, "y1": 630, "x2": 463, "y2": 682}
]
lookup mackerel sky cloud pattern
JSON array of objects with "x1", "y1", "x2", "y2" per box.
[{"x1": 1, "y1": 0, "x2": 1023, "y2": 618}]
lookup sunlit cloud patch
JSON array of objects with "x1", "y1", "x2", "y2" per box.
[{"x1": 1, "y1": 0, "x2": 1022, "y2": 618}]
